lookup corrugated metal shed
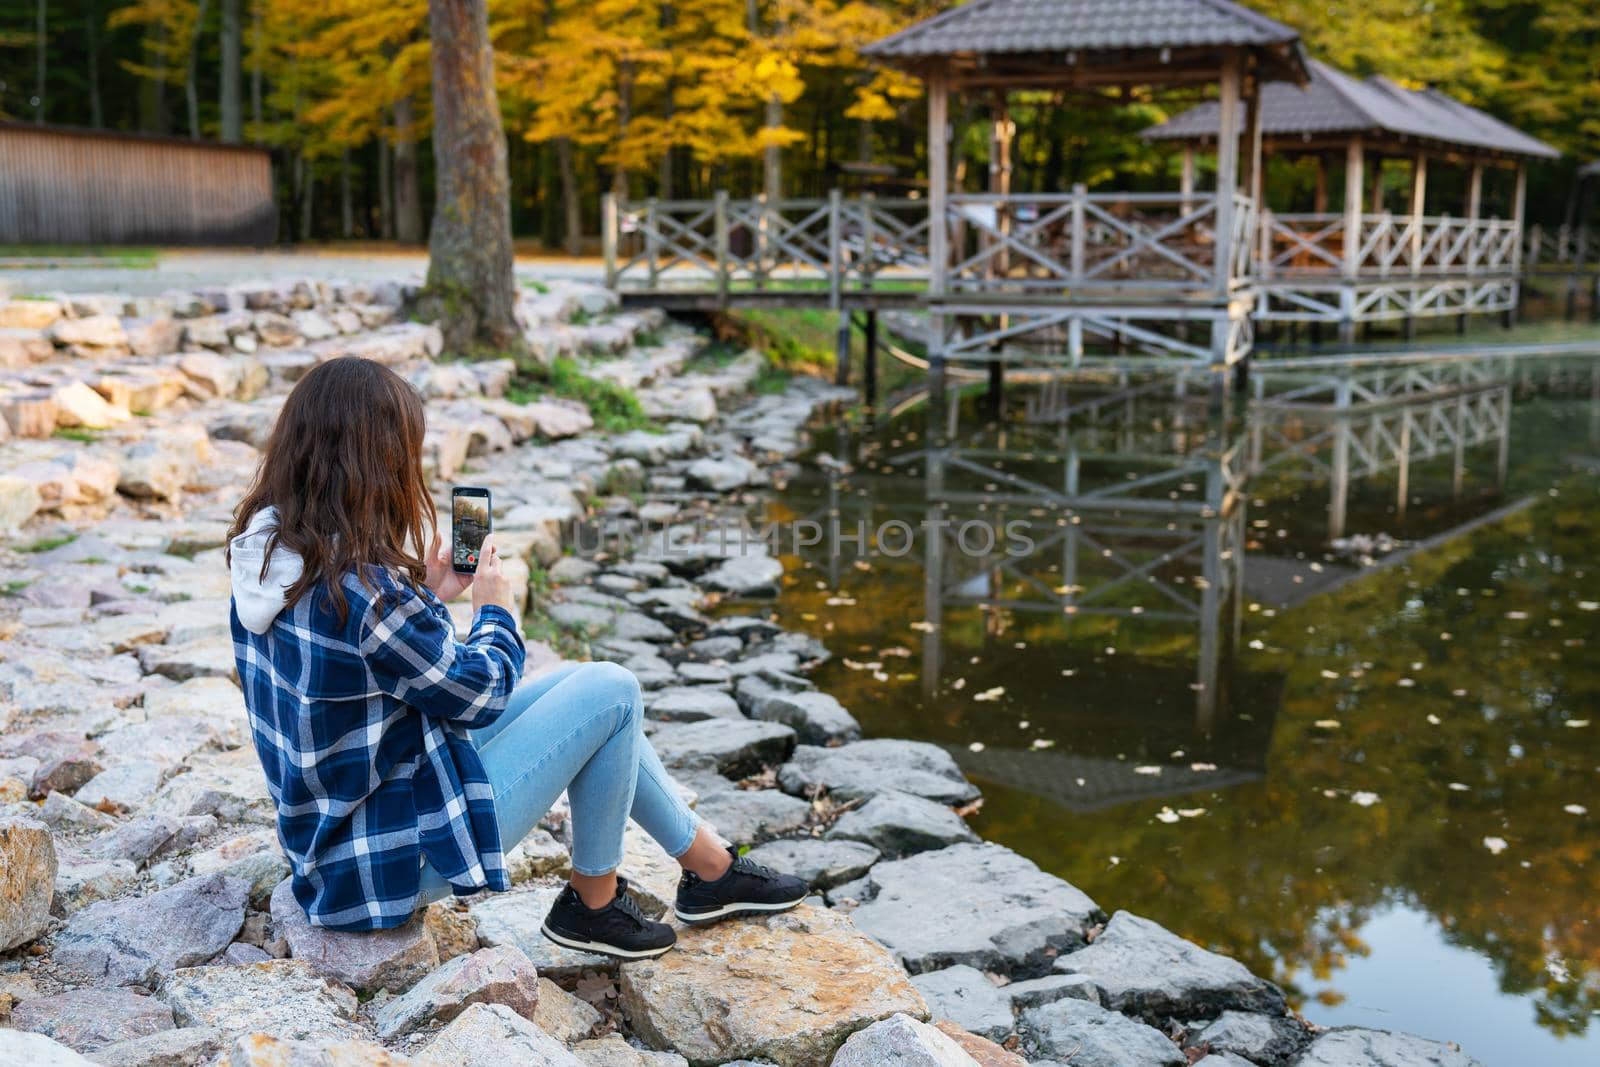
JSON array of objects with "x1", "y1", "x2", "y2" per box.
[
  {"x1": 864, "y1": 0, "x2": 1299, "y2": 56},
  {"x1": 1146, "y1": 59, "x2": 1558, "y2": 160},
  {"x1": 0, "y1": 123, "x2": 277, "y2": 246}
]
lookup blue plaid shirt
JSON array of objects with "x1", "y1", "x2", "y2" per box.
[{"x1": 232, "y1": 567, "x2": 525, "y2": 930}]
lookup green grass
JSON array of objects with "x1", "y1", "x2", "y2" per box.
[
  {"x1": 506, "y1": 358, "x2": 653, "y2": 434},
  {"x1": 0, "y1": 244, "x2": 158, "y2": 268},
  {"x1": 569, "y1": 307, "x2": 594, "y2": 327},
  {"x1": 522, "y1": 278, "x2": 551, "y2": 294},
  {"x1": 54, "y1": 427, "x2": 102, "y2": 443},
  {"x1": 18, "y1": 534, "x2": 77, "y2": 553},
  {"x1": 720, "y1": 307, "x2": 840, "y2": 372},
  {"x1": 0, "y1": 579, "x2": 31, "y2": 597}
]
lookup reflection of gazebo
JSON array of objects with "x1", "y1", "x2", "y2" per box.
[
  {"x1": 862, "y1": 0, "x2": 1308, "y2": 374},
  {"x1": 1146, "y1": 59, "x2": 1559, "y2": 338}
]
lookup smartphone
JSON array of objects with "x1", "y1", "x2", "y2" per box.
[{"x1": 451, "y1": 486, "x2": 492, "y2": 574}]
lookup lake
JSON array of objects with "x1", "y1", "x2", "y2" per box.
[{"x1": 752, "y1": 347, "x2": 1600, "y2": 1066}]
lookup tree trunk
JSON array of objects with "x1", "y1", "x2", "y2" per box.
[
  {"x1": 423, "y1": 0, "x2": 526, "y2": 360},
  {"x1": 393, "y1": 95, "x2": 425, "y2": 243},
  {"x1": 611, "y1": 60, "x2": 633, "y2": 199},
  {"x1": 250, "y1": 2, "x2": 262, "y2": 132},
  {"x1": 557, "y1": 136, "x2": 582, "y2": 256},
  {"x1": 186, "y1": 0, "x2": 211, "y2": 138},
  {"x1": 219, "y1": 0, "x2": 241, "y2": 141},
  {"x1": 378, "y1": 138, "x2": 395, "y2": 239},
  {"x1": 340, "y1": 149, "x2": 354, "y2": 237},
  {"x1": 140, "y1": 22, "x2": 169, "y2": 134},
  {"x1": 86, "y1": 0, "x2": 102, "y2": 128},
  {"x1": 34, "y1": 0, "x2": 46, "y2": 124},
  {"x1": 299, "y1": 158, "x2": 315, "y2": 242}
]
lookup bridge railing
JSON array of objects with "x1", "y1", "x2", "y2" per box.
[
  {"x1": 1257, "y1": 212, "x2": 1522, "y2": 280},
  {"x1": 604, "y1": 190, "x2": 1254, "y2": 302},
  {"x1": 1523, "y1": 224, "x2": 1598, "y2": 270}
]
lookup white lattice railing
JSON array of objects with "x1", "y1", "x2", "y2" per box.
[
  {"x1": 1523, "y1": 224, "x2": 1599, "y2": 269},
  {"x1": 1257, "y1": 212, "x2": 1522, "y2": 279}
]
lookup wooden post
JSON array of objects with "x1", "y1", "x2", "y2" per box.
[
  {"x1": 1409, "y1": 153, "x2": 1427, "y2": 270},
  {"x1": 645, "y1": 197, "x2": 661, "y2": 290},
  {"x1": 828, "y1": 188, "x2": 843, "y2": 311},
  {"x1": 1181, "y1": 146, "x2": 1196, "y2": 213},
  {"x1": 990, "y1": 92, "x2": 1012, "y2": 278},
  {"x1": 713, "y1": 190, "x2": 730, "y2": 307},
  {"x1": 835, "y1": 310, "x2": 852, "y2": 386},
  {"x1": 1213, "y1": 50, "x2": 1243, "y2": 296},
  {"x1": 1242, "y1": 73, "x2": 1264, "y2": 211},
  {"x1": 1508, "y1": 163, "x2": 1527, "y2": 328},
  {"x1": 864, "y1": 309, "x2": 879, "y2": 406},
  {"x1": 602, "y1": 192, "x2": 619, "y2": 289},
  {"x1": 1340, "y1": 137, "x2": 1364, "y2": 342},
  {"x1": 1070, "y1": 183, "x2": 1086, "y2": 283},
  {"x1": 1467, "y1": 161, "x2": 1483, "y2": 220},
  {"x1": 927, "y1": 69, "x2": 950, "y2": 371}
]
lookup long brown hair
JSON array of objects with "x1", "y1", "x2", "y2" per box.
[{"x1": 227, "y1": 356, "x2": 435, "y2": 621}]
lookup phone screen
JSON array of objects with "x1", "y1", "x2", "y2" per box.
[{"x1": 451, "y1": 487, "x2": 491, "y2": 574}]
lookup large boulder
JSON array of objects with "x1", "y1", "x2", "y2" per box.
[
  {"x1": 159, "y1": 960, "x2": 363, "y2": 1042},
  {"x1": 1296, "y1": 1028, "x2": 1484, "y2": 1067},
  {"x1": 1188, "y1": 1010, "x2": 1307, "y2": 1063},
  {"x1": 0, "y1": 1030, "x2": 98, "y2": 1066},
  {"x1": 848, "y1": 842, "x2": 1101, "y2": 977},
  {"x1": 736, "y1": 677, "x2": 860, "y2": 744},
  {"x1": 9, "y1": 988, "x2": 175, "y2": 1053},
  {"x1": 650, "y1": 718, "x2": 795, "y2": 778},
  {"x1": 226, "y1": 1033, "x2": 408, "y2": 1067},
  {"x1": 1019, "y1": 998, "x2": 1185, "y2": 1066},
  {"x1": 0, "y1": 814, "x2": 57, "y2": 950},
  {"x1": 778, "y1": 740, "x2": 979, "y2": 805},
  {"x1": 618, "y1": 904, "x2": 927, "y2": 1067},
  {"x1": 469, "y1": 885, "x2": 617, "y2": 980},
  {"x1": 825, "y1": 790, "x2": 979, "y2": 858},
  {"x1": 692, "y1": 784, "x2": 811, "y2": 847},
  {"x1": 911, "y1": 966, "x2": 1016, "y2": 1043},
  {"x1": 54, "y1": 872, "x2": 248, "y2": 986},
  {"x1": 373, "y1": 944, "x2": 541, "y2": 1039},
  {"x1": 1052, "y1": 911, "x2": 1287, "y2": 1020},
  {"x1": 269, "y1": 878, "x2": 439, "y2": 994},
  {"x1": 743, "y1": 837, "x2": 879, "y2": 890},
  {"x1": 90, "y1": 1026, "x2": 225, "y2": 1067},
  {"x1": 413, "y1": 1003, "x2": 582, "y2": 1067},
  {"x1": 830, "y1": 1014, "x2": 981, "y2": 1067}
]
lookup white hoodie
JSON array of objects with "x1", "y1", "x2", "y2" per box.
[{"x1": 229, "y1": 506, "x2": 305, "y2": 635}]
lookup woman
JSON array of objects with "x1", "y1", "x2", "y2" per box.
[{"x1": 227, "y1": 357, "x2": 805, "y2": 958}]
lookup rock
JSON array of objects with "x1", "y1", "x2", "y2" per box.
[
  {"x1": 826, "y1": 791, "x2": 978, "y2": 858},
  {"x1": 618, "y1": 821, "x2": 683, "y2": 915},
  {"x1": 414, "y1": 1003, "x2": 582, "y2": 1067},
  {"x1": 139, "y1": 637, "x2": 237, "y2": 682},
  {"x1": 1187, "y1": 1010, "x2": 1306, "y2": 1063},
  {"x1": 532, "y1": 977, "x2": 602, "y2": 1043},
  {"x1": 686, "y1": 455, "x2": 760, "y2": 492},
  {"x1": 52, "y1": 314, "x2": 128, "y2": 348},
  {"x1": 778, "y1": 741, "x2": 979, "y2": 805},
  {"x1": 736, "y1": 679, "x2": 860, "y2": 744},
  {"x1": 270, "y1": 878, "x2": 439, "y2": 994},
  {"x1": 0, "y1": 473, "x2": 44, "y2": 529},
  {"x1": 849, "y1": 842, "x2": 1101, "y2": 977},
  {"x1": 618, "y1": 904, "x2": 927, "y2": 1067},
  {"x1": 1002, "y1": 973, "x2": 1101, "y2": 1011},
  {"x1": 830, "y1": 1014, "x2": 981, "y2": 1066},
  {"x1": 1296, "y1": 1028, "x2": 1484, "y2": 1067},
  {"x1": 0, "y1": 814, "x2": 57, "y2": 950},
  {"x1": 123, "y1": 316, "x2": 183, "y2": 357},
  {"x1": 159, "y1": 960, "x2": 362, "y2": 1041},
  {"x1": 651, "y1": 718, "x2": 796, "y2": 778},
  {"x1": 73, "y1": 759, "x2": 168, "y2": 811},
  {"x1": 469, "y1": 885, "x2": 617, "y2": 980},
  {"x1": 1021, "y1": 999, "x2": 1185, "y2": 1066},
  {"x1": 504, "y1": 827, "x2": 572, "y2": 883},
  {"x1": 38, "y1": 790, "x2": 119, "y2": 832},
  {"x1": 55, "y1": 872, "x2": 249, "y2": 986},
  {"x1": 224, "y1": 943, "x2": 274, "y2": 965},
  {"x1": 572, "y1": 1035, "x2": 688, "y2": 1066},
  {"x1": 0, "y1": 1030, "x2": 99, "y2": 1066},
  {"x1": 743, "y1": 838, "x2": 879, "y2": 890},
  {"x1": 699, "y1": 555, "x2": 784, "y2": 597},
  {"x1": 693, "y1": 785, "x2": 811, "y2": 846},
  {"x1": 911, "y1": 967, "x2": 1016, "y2": 1042},
  {"x1": 373, "y1": 944, "x2": 540, "y2": 1038},
  {"x1": 54, "y1": 381, "x2": 130, "y2": 428},
  {"x1": 0, "y1": 298, "x2": 64, "y2": 329},
  {"x1": 224, "y1": 1032, "x2": 408, "y2": 1066},
  {"x1": 424, "y1": 900, "x2": 482, "y2": 962},
  {"x1": 90, "y1": 1025, "x2": 225, "y2": 1067},
  {"x1": 52, "y1": 847, "x2": 139, "y2": 914},
  {"x1": 646, "y1": 686, "x2": 744, "y2": 723},
  {"x1": 1053, "y1": 911, "x2": 1286, "y2": 1020},
  {"x1": 10, "y1": 988, "x2": 175, "y2": 1052},
  {"x1": 930, "y1": 1020, "x2": 1028, "y2": 1067},
  {"x1": 118, "y1": 440, "x2": 191, "y2": 501}
]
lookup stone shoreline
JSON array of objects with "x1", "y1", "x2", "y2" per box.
[{"x1": 0, "y1": 276, "x2": 1484, "y2": 1066}]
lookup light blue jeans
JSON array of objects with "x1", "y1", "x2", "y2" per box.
[{"x1": 416, "y1": 661, "x2": 701, "y2": 902}]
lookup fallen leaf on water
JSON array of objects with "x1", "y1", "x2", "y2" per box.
[
  {"x1": 1397, "y1": 678, "x2": 1416, "y2": 688},
  {"x1": 1564, "y1": 804, "x2": 1587, "y2": 815},
  {"x1": 1190, "y1": 762, "x2": 1218, "y2": 772},
  {"x1": 1178, "y1": 808, "x2": 1207, "y2": 818},
  {"x1": 968, "y1": 741, "x2": 986, "y2": 753},
  {"x1": 1565, "y1": 719, "x2": 1590, "y2": 728},
  {"x1": 1320, "y1": 669, "x2": 1339, "y2": 680},
  {"x1": 909, "y1": 620, "x2": 936, "y2": 632},
  {"x1": 1314, "y1": 719, "x2": 1341, "y2": 729},
  {"x1": 1030, "y1": 738, "x2": 1056, "y2": 750},
  {"x1": 1483, "y1": 836, "x2": 1508, "y2": 855},
  {"x1": 1351, "y1": 791, "x2": 1381, "y2": 807},
  {"x1": 1133, "y1": 766, "x2": 1162, "y2": 776},
  {"x1": 1506, "y1": 611, "x2": 1528, "y2": 620},
  {"x1": 1578, "y1": 601, "x2": 1599, "y2": 611},
  {"x1": 1427, "y1": 714, "x2": 1441, "y2": 725},
  {"x1": 973, "y1": 686, "x2": 1006, "y2": 702},
  {"x1": 1448, "y1": 783, "x2": 1470, "y2": 791},
  {"x1": 1155, "y1": 808, "x2": 1181, "y2": 824}
]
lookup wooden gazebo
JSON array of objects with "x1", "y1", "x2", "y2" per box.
[
  {"x1": 1146, "y1": 59, "x2": 1559, "y2": 338},
  {"x1": 862, "y1": 0, "x2": 1308, "y2": 373}
]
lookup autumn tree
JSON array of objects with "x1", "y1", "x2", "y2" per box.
[{"x1": 421, "y1": 0, "x2": 525, "y2": 359}]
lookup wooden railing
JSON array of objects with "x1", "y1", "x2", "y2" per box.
[
  {"x1": 1523, "y1": 224, "x2": 1598, "y2": 270},
  {"x1": 604, "y1": 190, "x2": 1255, "y2": 302},
  {"x1": 1257, "y1": 212, "x2": 1522, "y2": 280}
]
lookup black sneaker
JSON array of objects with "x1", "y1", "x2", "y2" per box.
[
  {"x1": 541, "y1": 877, "x2": 677, "y2": 960},
  {"x1": 675, "y1": 846, "x2": 808, "y2": 924}
]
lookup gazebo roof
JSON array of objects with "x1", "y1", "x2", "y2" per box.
[
  {"x1": 1580, "y1": 161, "x2": 1600, "y2": 179},
  {"x1": 1146, "y1": 58, "x2": 1558, "y2": 161},
  {"x1": 863, "y1": 0, "x2": 1307, "y2": 88}
]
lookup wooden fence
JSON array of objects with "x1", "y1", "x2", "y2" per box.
[{"x1": 0, "y1": 123, "x2": 275, "y2": 246}]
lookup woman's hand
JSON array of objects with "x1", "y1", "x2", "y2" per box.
[
  {"x1": 424, "y1": 530, "x2": 474, "y2": 602},
  {"x1": 471, "y1": 539, "x2": 517, "y2": 616}
]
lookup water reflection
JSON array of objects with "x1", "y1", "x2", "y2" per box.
[{"x1": 764, "y1": 354, "x2": 1600, "y2": 1064}]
